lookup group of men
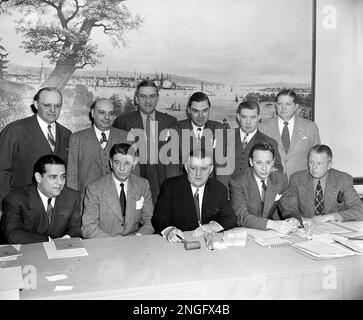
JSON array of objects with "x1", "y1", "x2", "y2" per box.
[{"x1": 0, "y1": 82, "x2": 362, "y2": 245}]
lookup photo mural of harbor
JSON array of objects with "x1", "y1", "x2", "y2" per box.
[{"x1": 0, "y1": 0, "x2": 313, "y2": 132}]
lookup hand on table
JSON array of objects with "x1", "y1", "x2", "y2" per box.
[
  {"x1": 165, "y1": 227, "x2": 184, "y2": 242},
  {"x1": 269, "y1": 220, "x2": 297, "y2": 234},
  {"x1": 192, "y1": 222, "x2": 221, "y2": 238}
]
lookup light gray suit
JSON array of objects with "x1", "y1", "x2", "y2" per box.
[
  {"x1": 82, "y1": 173, "x2": 154, "y2": 238},
  {"x1": 66, "y1": 126, "x2": 135, "y2": 195},
  {"x1": 259, "y1": 116, "x2": 320, "y2": 178}
]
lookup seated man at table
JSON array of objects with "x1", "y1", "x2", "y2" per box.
[
  {"x1": 280, "y1": 144, "x2": 363, "y2": 225},
  {"x1": 0, "y1": 155, "x2": 81, "y2": 244},
  {"x1": 229, "y1": 142, "x2": 297, "y2": 234},
  {"x1": 82, "y1": 143, "x2": 154, "y2": 238},
  {"x1": 152, "y1": 148, "x2": 237, "y2": 242}
]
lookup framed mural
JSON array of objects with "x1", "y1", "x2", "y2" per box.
[{"x1": 0, "y1": 0, "x2": 314, "y2": 133}]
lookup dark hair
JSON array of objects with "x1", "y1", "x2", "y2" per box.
[
  {"x1": 276, "y1": 89, "x2": 298, "y2": 104},
  {"x1": 237, "y1": 100, "x2": 260, "y2": 115},
  {"x1": 33, "y1": 154, "x2": 65, "y2": 176},
  {"x1": 110, "y1": 143, "x2": 139, "y2": 159},
  {"x1": 249, "y1": 142, "x2": 275, "y2": 160},
  {"x1": 308, "y1": 144, "x2": 333, "y2": 160},
  {"x1": 134, "y1": 80, "x2": 159, "y2": 105},
  {"x1": 187, "y1": 91, "x2": 211, "y2": 109}
]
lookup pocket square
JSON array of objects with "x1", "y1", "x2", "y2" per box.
[
  {"x1": 274, "y1": 194, "x2": 282, "y2": 201},
  {"x1": 301, "y1": 136, "x2": 308, "y2": 140},
  {"x1": 136, "y1": 196, "x2": 144, "y2": 210},
  {"x1": 337, "y1": 191, "x2": 344, "y2": 203}
]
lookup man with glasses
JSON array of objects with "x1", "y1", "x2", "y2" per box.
[
  {"x1": 0, "y1": 87, "x2": 71, "y2": 218},
  {"x1": 152, "y1": 148, "x2": 237, "y2": 242}
]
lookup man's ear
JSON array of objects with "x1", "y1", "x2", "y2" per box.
[
  {"x1": 184, "y1": 163, "x2": 189, "y2": 173},
  {"x1": 33, "y1": 100, "x2": 39, "y2": 111},
  {"x1": 249, "y1": 158, "x2": 253, "y2": 167},
  {"x1": 34, "y1": 172, "x2": 42, "y2": 184},
  {"x1": 109, "y1": 159, "x2": 113, "y2": 171},
  {"x1": 209, "y1": 165, "x2": 214, "y2": 175}
]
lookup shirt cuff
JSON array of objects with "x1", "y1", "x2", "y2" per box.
[{"x1": 209, "y1": 221, "x2": 224, "y2": 232}]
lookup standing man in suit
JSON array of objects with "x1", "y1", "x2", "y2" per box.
[
  {"x1": 82, "y1": 143, "x2": 154, "y2": 238},
  {"x1": 67, "y1": 98, "x2": 135, "y2": 199},
  {"x1": 230, "y1": 143, "x2": 296, "y2": 233},
  {"x1": 166, "y1": 91, "x2": 231, "y2": 187},
  {"x1": 231, "y1": 100, "x2": 282, "y2": 179},
  {"x1": 113, "y1": 80, "x2": 177, "y2": 204},
  {"x1": 259, "y1": 89, "x2": 320, "y2": 178},
  {"x1": 1, "y1": 155, "x2": 81, "y2": 244},
  {"x1": 152, "y1": 148, "x2": 237, "y2": 242},
  {"x1": 280, "y1": 144, "x2": 363, "y2": 225},
  {"x1": 0, "y1": 87, "x2": 71, "y2": 216}
]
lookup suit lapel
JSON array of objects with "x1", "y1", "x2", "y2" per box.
[
  {"x1": 324, "y1": 170, "x2": 338, "y2": 213},
  {"x1": 134, "y1": 110, "x2": 144, "y2": 130},
  {"x1": 247, "y1": 169, "x2": 263, "y2": 215},
  {"x1": 54, "y1": 122, "x2": 67, "y2": 154},
  {"x1": 28, "y1": 115, "x2": 53, "y2": 154},
  {"x1": 303, "y1": 173, "x2": 315, "y2": 216},
  {"x1": 104, "y1": 174, "x2": 124, "y2": 222},
  {"x1": 84, "y1": 127, "x2": 104, "y2": 169},
  {"x1": 201, "y1": 179, "x2": 217, "y2": 224},
  {"x1": 124, "y1": 174, "x2": 140, "y2": 225},
  {"x1": 28, "y1": 185, "x2": 49, "y2": 231},
  {"x1": 263, "y1": 174, "x2": 280, "y2": 217},
  {"x1": 289, "y1": 116, "x2": 304, "y2": 155}
]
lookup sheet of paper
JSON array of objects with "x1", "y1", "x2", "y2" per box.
[
  {"x1": 54, "y1": 237, "x2": 84, "y2": 250},
  {"x1": 293, "y1": 239, "x2": 356, "y2": 258},
  {"x1": 0, "y1": 266, "x2": 24, "y2": 292},
  {"x1": 46, "y1": 274, "x2": 68, "y2": 282},
  {"x1": 54, "y1": 285, "x2": 73, "y2": 292},
  {"x1": 246, "y1": 229, "x2": 287, "y2": 240},
  {"x1": 0, "y1": 245, "x2": 22, "y2": 261},
  {"x1": 314, "y1": 222, "x2": 351, "y2": 234},
  {"x1": 254, "y1": 237, "x2": 292, "y2": 248},
  {"x1": 43, "y1": 241, "x2": 88, "y2": 259},
  {"x1": 332, "y1": 221, "x2": 363, "y2": 232}
]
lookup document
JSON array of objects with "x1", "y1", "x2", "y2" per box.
[
  {"x1": 43, "y1": 238, "x2": 88, "y2": 259},
  {"x1": 254, "y1": 237, "x2": 293, "y2": 248},
  {"x1": 332, "y1": 221, "x2": 363, "y2": 232},
  {"x1": 246, "y1": 229, "x2": 287, "y2": 240},
  {"x1": 292, "y1": 239, "x2": 356, "y2": 259},
  {"x1": 332, "y1": 237, "x2": 363, "y2": 253},
  {"x1": 0, "y1": 266, "x2": 24, "y2": 300},
  {"x1": 313, "y1": 222, "x2": 351, "y2": 234},
  {"x1": 0, "y1": 245, "x2": 22, "y2": 261},
  {"x1": 221, "y1": 230, "x2": 247, "y2": 247}
]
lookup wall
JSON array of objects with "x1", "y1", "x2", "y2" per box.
[{"x1": 315, "y1": 0, "x2": 363, "y2": 176}]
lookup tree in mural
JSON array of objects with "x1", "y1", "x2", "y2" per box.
[
  {"x1": 0, "y1": 0, "x2": 142, "y2": 89},
  {"x1": 0, "y1": 38, "x2": 9, "y2": 79}
]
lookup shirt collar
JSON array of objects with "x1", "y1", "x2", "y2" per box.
[
  {"x1": 37, "y1": 188, "x2": 55, "y2": 210},
  {"x1": 37, "y1": 114, "x2": 54, "y2": 130},
  {"x1": 112, "y1": 173, "x2": 129, "y2": 187},
  {"x1": 93, "y1": 125, "x2": 110, "y2": 139},
  {"x1": 140, "y1": 110, "x2": 155, "y2": 121},
  {"x1": 239, "y1": 128, "x2": 257, "y2": 142}
]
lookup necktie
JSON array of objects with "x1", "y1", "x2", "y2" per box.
[
  {"x1": 120, "y1": 183, "x2": 126, "y2": 217},
  {"x1": 314, "y1": 180, "x2": 324, "y2": 215},
  {"x1": 193, "y1": 188, "x2": 201, "y2": 226},
  {"x1": 197, "y1": 128, "x2": 202, "y2": 142},
  {"x1": 281, "y1": 121, "x2": 290, "y2": 153},
  {"x1": 100, "y1": 132, "x2": 107, "y2": 149},
  {"x1": 242, "y1": 133, "x2": 249, "y2": 149},
  {"x1": 261, "y1": 179, "x2": 267, "y2": 202},
  {"x1": 46, "y1": 198, "x2": 53, "y2": 224},
  {"x1": 47, "y1": 124, "x2": 56, "y2": 151}
]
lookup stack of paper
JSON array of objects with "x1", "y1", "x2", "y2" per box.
[
  {"x1": 0, "y1": 244, "x2": 22, "y2": 262},
  {"x1": 0, "y1": 266, "x2": 24, "y2": 300},
  {"x1": 332, "y1": 221, "x2": 363, "y2": 232},
  {"x1": 292, "y1": 239, "x2": 356, "y2": 259},
  {"x1": 332, "y1": 236, "x2": 363, "y2": 253},
  {"x1": 246, "y1": 229, "x2": 287, "y2": 239},
  {"x1": 254, "y1": 237, "x2": 293, "y2": 248},
  {"x1": 221, "y1": 230, "x2": 247, "y2": 247},
  {"x1": 43, "y1": 238, "x2": 88, "y2": 259}
]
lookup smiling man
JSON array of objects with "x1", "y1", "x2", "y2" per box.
[
  {"x1": 0, "y1": 87, "x2": 71, "y2": 215},
  {"x1": 0, "y1": 155, "x2": 81, "y2": 244},
  {"x1": 67, "y1": 98, "x2": 134, "y2": 200},
  {"x1": 82, "y1": 143, "x2": 154, "y2": 238},
  {"x1": 229, "y1": 142, "x2": 294, "y2": 233},
  {"x1": 259, "y1": 89, "x2": 320, "y2": 178},
  {"x1": 280, "y1": 144, "x2": 363, "y2": 225},
  {"x1": 153, "y1": 148, "x2": 237, "y2": 242}
]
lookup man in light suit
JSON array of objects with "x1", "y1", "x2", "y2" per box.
[
  {"x1": 1, "y1": 155, "x2": 81, "y2": 244},
  {"x1": 259, "y1": 89, "x2": 320, "y2": 178},
  {"x1": 82, "y1": 143, "x2": 154, "y2": 238},
  {"x1": 0, "y1": 87, "x2": 71, "y2": 215},
  {"x1": 113, "y1": 80, "x2": 177, "y2": 204},
  {"x1": 67, "y1": 98, "x2": 135, "y2": 199},
  {"x1": 166, "y1": 91, "x2": 231, "y2": 187},
  {"x1": 280, "y1": 144, "x2": 363, "y2": 225},
  {"x1": 152, "y1": 148, "x2": 237, "y2": 242},
  {"x1": 229, "y1": 143, "x2": 296, "y2": 233},
  {"x1": 231, "y1": 100, "x2": 282, "y2": 179}
]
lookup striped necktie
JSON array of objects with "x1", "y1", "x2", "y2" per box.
[{"x1": 47, "y1": 124, "x2": 56, "y2": 151}]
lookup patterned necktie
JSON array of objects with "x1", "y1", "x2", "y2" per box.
[
  {"x1": 281, "y1": 121, "x2": 290, "y2": 153},
  {"x1": 47, "y1": 124, "x2": 56, "y2": 151},
  {"x1": 261, "y1": 179, "x2": 267, "y2": 202},
  {"x1": 100, "y1": 132, "x2": 107, "y2": 149},
  {"x1": 242, "y1": 133, "x2": 249, "y2": 149},
  {"x1": 193, "y1": 188, "x2": 201, "y2": 226},
  {"x1": 120, "y1": 183, "x2": 126, "y2": 217},
  {"x1": 46, "y1": 198, "x2": 53, "y2": 224},
  {"x1": 314, "y1": 180, "x2": 324, "y2": 215}
]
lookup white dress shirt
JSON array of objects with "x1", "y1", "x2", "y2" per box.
[
  {"x1": 37, "y1": 188, "x2": 55, "y2": 211},
  {"x1": 239, "y1": 128, "x2": 257, "y2": 144},
  {"x1": 93, "y1": 125, "x2": 110, "y2": 148},
  {"x1": 37, "y1": 115, "x2": 56, "y2": 146},
  {"x1": 112, "y1": 174, "x2": 128, "y2": 201},
  {"x1": 254, "y1": 174, "x2": 268, "y2": 200}
]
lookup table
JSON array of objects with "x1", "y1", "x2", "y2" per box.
[{"x1": 2, "y1": 227, "x2": 363, "y2": 300}]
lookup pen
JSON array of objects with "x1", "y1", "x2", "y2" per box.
[{"x1": 176, "y1": 234, "x2": 186, "y2": 243}]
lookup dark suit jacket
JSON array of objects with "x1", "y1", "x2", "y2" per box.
[
  {"x1": 0, "y1": 114, "x2": 71, "y2": 205},
  {"x1": 152, "y1": 173, "x2": 237, "y2": 233},
  {"x1": 1, "y1": 184, "x2": 81, "y2": 244},
  {"x1": 229, "y1": 168, "x2": 288, "y2": 229},
  {"x1": 165, "y1": 119, "x2": 231, "y2": 187},
  {"x1": 113, "y1": 110, "x2": 177, "y2": 203},
  {"x1": 280, "y1": 168, "x2": 363, "y2": 223},
  {"x1": 231, "y1": 129, "x2": 283, "y2": 179}
]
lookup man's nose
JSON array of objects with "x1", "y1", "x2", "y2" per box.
[{"x1": 246, "y1": 118, "x2": 251, "y2": 124}]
